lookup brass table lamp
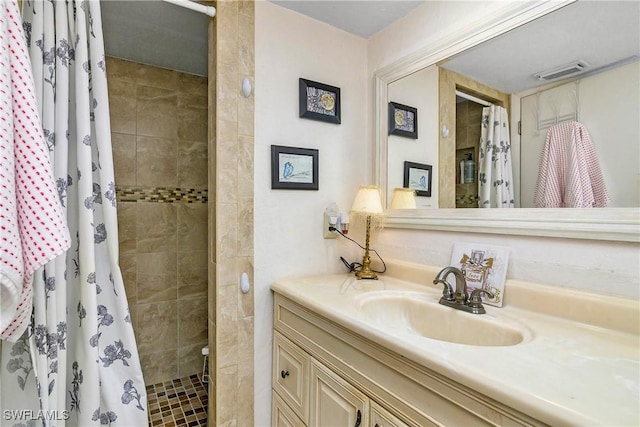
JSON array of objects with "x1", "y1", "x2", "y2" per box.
[{"x1": 350, "y1": 186, "x2": 384, "y2": 280}]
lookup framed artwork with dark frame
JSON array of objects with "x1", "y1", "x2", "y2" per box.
[
  {"x1": 299, "y1": 78, "x2": 341, "y2": 124},
  {"x1": 271, "y1": 145, "x2": 319, "y2": 190},
  {"x1": 389, "y1": 102, "x2": 418, "y2": 139},
  {"x1": 404, "y1": 161, "x2": 432, "y2": 197}
]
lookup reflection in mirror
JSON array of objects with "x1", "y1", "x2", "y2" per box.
[{"x1": 383, "y1": 0, "x2": 639, "y2": 210}]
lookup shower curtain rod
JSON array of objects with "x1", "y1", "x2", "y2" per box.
[
  {"x1": 161, "y1": 0, "x2": 216, "y2": 17},
  {"x1": 455, "y1": 90, "x2": 492, "y2": 107}
]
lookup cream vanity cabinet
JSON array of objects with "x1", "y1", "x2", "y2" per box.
[
  {"x1": 272, "y1": 292, "x2": 547, "y2": 427},
  {"x1": 273, "y1": 331, "x2": 410, "y2": 427}
]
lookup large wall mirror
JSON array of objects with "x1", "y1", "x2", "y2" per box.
[{"x1": 374, "y1": 0, "x2": 639, "y2": 242}]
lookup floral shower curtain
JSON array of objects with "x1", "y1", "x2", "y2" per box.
[
  {"x1": 478, "y1": 105, "x2": 515, "y2": 208},
  {"x1": 1, "y1": 1, "x2": 147, "y2": 426}
]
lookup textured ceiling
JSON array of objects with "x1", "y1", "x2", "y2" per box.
[
  {"x1": 270, "y1": 0, "x2": 425, "y2": 38},
  {"x1": 441, "y1": 1, "x2": 640, "y2": 94}
]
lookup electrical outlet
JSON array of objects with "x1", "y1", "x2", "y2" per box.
[{"x1": 323, "y1": 213, "x2": 338, "y2": 239}]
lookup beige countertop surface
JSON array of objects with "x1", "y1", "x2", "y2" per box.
[{"x1": 271, "y1": 261, "x2": 640, "y2": 427}]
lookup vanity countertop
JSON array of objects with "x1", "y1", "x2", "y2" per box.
[{"x1": 271, "y1": 262, "x2": 640, "y2": 426}]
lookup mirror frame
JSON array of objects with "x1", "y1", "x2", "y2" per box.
[{"x1": 374, "y1": 0, "x2": 639, "y2": 243}]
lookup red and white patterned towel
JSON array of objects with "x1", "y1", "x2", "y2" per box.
[
  {"x1": 0, "y1": 0, "x2": 70, "y2": 341},
  {"x1": 534, "y1": 120, "x2": 609, "y2": 208}
]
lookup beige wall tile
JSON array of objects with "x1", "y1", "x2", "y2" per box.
[
  {"x1": 136, "y1": 252, "x2": 177, "y2": 303},
  {"x1": 217, "y1": 62, "x2": 239, "y2": 123},
  {"x1": 217, "y1": 203, "x2": 238, "y2": 261},
  {"x1": 136, "y1": 136, "x2": 178, "y2": 187},
  {"x1": 237, "y1": 198, "x2": 253, "y2": 257},
  {"x1": 218, "y1": 119, "x2": 239, "y2": 167},
  {"x1": 178, "y1": 72, "x2": 208, "y2": 96},
  {"x1": 137, "y1": 301, "x2": 178, "y2": 355},
  {"x1": 236, "y1": 317, "x2": 254, "y2": 427},
  {"x1": 211, "y1": 1, "x2": 254, "y2": 424},
  {"x1": 237, "y1": 135, "x2": 254, "y2": 198},
  {"x1": 106, "y1": 56, "x2": 137, "y2": 83},
  {"x1": 178, "y1": 250, "x2": 207, "y2": 299},
  {"x1": 139, "y1": 349, "x2": 178, "y2": 385},
  {"x1": 136, "y1": 203, "x2": 177, "y2": 252},
  {"x1": 218, "y1": 169, "x2": 238, "y2": 206},
  {"x1": 237, "y1": 92, "x2": 254, "y2": 137},
  {"x1": 217, "y1": 284, "x2": 238, "y2": 369},
  {"x1": 217, "y1": 365, "x2": 238, "y2": 426},
  {"x1": 178, "y1": 94, "x2": 208, "y2": 141},
  {"x1": 112, "y1": 132, "x2": 136, "y2": 186},
  {"x1": 136, "y1": 85, "x2": 178, "y2": 139},
  {"x1": 117, "y1": 202, "x2": 137, "y2": 254},
  {"x1": 177, "y1": 140, "x2": 208, "y2": 188},
  {"x1": 178, "y1": 343, "x2": 208, "y2": 377},
  {"x1": 177, "y1": 204, "x2": 208, "y2": 251},
  {"x1": 178, "y1": 297, "x2": 208, "y2": 347},
  {"x1": 120, "y1": 254, "x2": 137, "y2": 305},
  {"x1": 217, "y1": 1, "x2": 239, "y2": 67},
  {"x1": 136, "y1": 63, "x2": 178, "y2": 91},
  {"x1": 208, "y1": 260, "x2": 217, "y2": 323},
  {"x1": 109, "y1": 57, "x2": 209, "y2": 387},
  {"x1": 238, "y1": 13, "x2": 255, "y2": 77},
  {"x1": 108, "y1": 79, "x2": 137, "y2": 134},
  {"x1": 238, "y1": 0, "x2": 254, "y2": 18}
]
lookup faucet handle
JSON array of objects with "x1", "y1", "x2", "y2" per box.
[
  {"x1": 433, "y1": 279, "x2": 455, "y2": 301},
  {"x1": 467, "y1": 288, "x2": 495, "y2": 314}
]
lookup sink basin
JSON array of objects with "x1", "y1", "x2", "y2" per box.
[{"x1": 355, "y1": 291, "x2": 528, "y2": 347}]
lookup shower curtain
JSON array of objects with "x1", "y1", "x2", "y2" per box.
[
  {"x1": 478, "y1": 105, "x2": 514, "y2": 208},
  {"x1": 1, "y1": 1, "x2": 147, "y2": 425}
]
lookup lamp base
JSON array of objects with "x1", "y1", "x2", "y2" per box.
[
  {"x1": 355, "y1": 268, "x2": 378, "y2": 280},
  {"x1": 355, "y1": 254, "x2": 378, "y2": 280},
  {"x1": 355, "y1": 215, "x2": 379, "y2": 280}
]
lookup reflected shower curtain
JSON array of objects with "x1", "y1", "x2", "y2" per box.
[
  {"x1": 1, "y1": 1, "x2": 147, "y2": 425},
  {"x1": 478, "y1": 105, "x2": 514, "y2": 208}
]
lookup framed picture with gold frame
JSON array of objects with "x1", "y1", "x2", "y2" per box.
[
  {"x1": 299, "y1": 78, "x2": 341, "y2": 124},
  {"x1": 389, "y1": 101, "x2": 418, "y2": 139}
]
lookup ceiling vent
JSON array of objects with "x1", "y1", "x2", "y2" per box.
[{"x1": 534, "y1": 61, "x2": 590, "y2": 81}]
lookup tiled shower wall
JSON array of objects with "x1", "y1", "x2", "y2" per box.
[
  {"x1": 107, "y1": 57, "x2": 209, "y2": 385},
  {"x1": 455, "y1": 100, "x2": 482, "y2": 208},
  {"x1": 210, "y1": 0, "x2": 255, "y2": 425}
]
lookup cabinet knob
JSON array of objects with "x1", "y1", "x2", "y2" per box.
[
  {"x1": 280, "y1": 370, "x2": 290, "y2": 379},
  {"x1": 354, "y1": 409, "x2": 362, "y2": 427}
]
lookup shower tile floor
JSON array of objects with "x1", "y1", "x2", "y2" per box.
[{"x1": 146, "y1": 374, "x2": 208, "y2": 426}]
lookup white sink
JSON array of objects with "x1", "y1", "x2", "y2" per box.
[{"x1": 355, "y1": 291, "x2": 530, "y2": 347}]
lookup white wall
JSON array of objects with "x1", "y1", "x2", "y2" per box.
[
  {"x1": 387, "y1": 66, "x2": 439, "y2": 208},
  {"x1": 520, "y1": 61, "x2": 640, "y2": 207},
  {"x1": 254, "y1": 2, "x2": 367, "y2": 424},
  {"x1": 255, "y1": 1, "x2": 640, "y2": 424}
]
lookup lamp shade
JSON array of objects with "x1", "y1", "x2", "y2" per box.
[
  {"x1": 351, "y1": 186, "x2": 383, "y2": 214},
  {"x1": 390, "y1": 188, "x2": 416, "y2": 209}
]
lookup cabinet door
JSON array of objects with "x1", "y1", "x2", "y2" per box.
[
  {"x1": 273, "y1": 390, "x2": 307, "y2": 427},
  {"x1": 370, "y1": 401, "x2": 411, "y2": 427},
  {"x1": 273, "y1": 332, "x2": 310, "y2": 423},
  {"x1": 309, "y1": 360, "x2": 369, "y2": 427}
]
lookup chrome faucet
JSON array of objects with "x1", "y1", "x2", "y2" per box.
[{"x1": 432, "y1": 266, "x2": 494, "y2": 314}]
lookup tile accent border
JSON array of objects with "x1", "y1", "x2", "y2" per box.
[{"x1": 116, "y1": 186, "x2": 208, "y2": 203}]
